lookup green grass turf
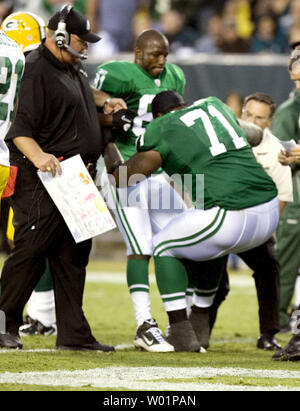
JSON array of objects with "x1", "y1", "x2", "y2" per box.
[{"x1": 0, "y1": 257, "x2": 299, "y2": 391}]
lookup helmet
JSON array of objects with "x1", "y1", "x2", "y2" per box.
[{"x1": 0, "y1": 12, "x2": 46, "y2": 53}]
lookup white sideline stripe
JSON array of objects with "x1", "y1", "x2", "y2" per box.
[
  {"x1": 86, "y1": 271, "x2": 254, "y2": 288},
  {"x1": 0, "y1": 366, "x2": 300, "y2": 391},
  {"x1": 0, "y1": 344, "x2": 134, "y2": 354},
  {"x1": 0, "y1": 338, "x2": 258, "y2": 354}
]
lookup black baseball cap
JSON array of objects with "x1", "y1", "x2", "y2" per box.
[{"x1": 48, "y1": 8, "x2": 101, "y2": 43}]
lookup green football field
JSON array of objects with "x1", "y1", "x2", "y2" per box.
[{"x1": 0, "y1": 258, "x2": 300, "y2": 392}]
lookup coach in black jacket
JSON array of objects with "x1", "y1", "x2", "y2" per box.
[{"x1": 0, "y1": 7, "x2": 119, "y2": 351}]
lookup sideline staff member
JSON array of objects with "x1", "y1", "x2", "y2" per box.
[{"x1": 0, "y1": 6, "x2": 115, "y2": 350}]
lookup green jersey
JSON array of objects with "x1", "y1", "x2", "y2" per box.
[
  {"x1": 93, "y1": 60, "x2": 185, "y2": 160},
  {"x1": 271, "y1": 89, "x2": 300, "y2": 209},
  {"x1": 137, "y1": 97, "x2": 277, "y2": 210}
]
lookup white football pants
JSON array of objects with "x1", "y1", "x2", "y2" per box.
[
  {"x1": 102, "y1": 172, "x2": 188, "y2": 255},
  {"x1": 153, "y1": 197, "x2": 279, "y2": 260}
]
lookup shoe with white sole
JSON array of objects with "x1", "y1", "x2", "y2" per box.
[
  {"x1": 19, "y1": 316, "x2": 57, "y2": 337},
  {"x1": 134, "y1": 319, "x2": 175, "y2": 352}
]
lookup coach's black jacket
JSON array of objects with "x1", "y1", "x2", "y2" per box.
[{"x1": 6, "y1": 42, "x2": 104, "y2": 165}]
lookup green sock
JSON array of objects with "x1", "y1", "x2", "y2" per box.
[
  {"x1": 35, "y1": 259, "x2": 53, "y2": 292},
  {"x1": 154, "y1": 256, "x2": 188, "y2": 311},
  {"x1": 127, "y1": 259, "x2": 149, "y2": 292}
]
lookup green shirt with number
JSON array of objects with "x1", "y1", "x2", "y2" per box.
[
  {"x1": 137, "y1": 96, "x2": 277, "y2": 210},
  {"x1": 93, "y1": 60, "x2": 185, "y2": 161}
]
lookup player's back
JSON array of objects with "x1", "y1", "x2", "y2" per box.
[{"x1": 140, "y1": 97, "x2": 277, "y2": 210}]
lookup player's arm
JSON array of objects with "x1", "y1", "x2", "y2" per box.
[
  {"x1": 104, "y1": 140, "x2": 162, "y2": 187},
  {"x1": 91, "y1": 86, "x2": 127, "y2": 114},
  {"x1": 237, "y1": 119, "x2": 263, "y2": 147}
]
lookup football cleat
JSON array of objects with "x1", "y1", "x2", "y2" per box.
[
  {"x1": 166, "y1": 319, "x2": 201, "y2": 352},
  {"x1": 19, "y1": 316, "x2": 57, "y2": 336},
  {"x1": 272, "y1": 335, "x2": 300, "y2": 361},
  {"x1": 134, "y1": 318, "x2": 175, "y2": 352},
  {"x1": 189, "y1": 306, "x2": 210, "y2": 349}
]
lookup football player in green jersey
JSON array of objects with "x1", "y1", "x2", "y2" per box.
[
  {"x1": 94, "y1": 29, "x2": 188, "y2": 353},
  {"x1": 104, "y1": 90, "x2": 279, "y2": 351}
]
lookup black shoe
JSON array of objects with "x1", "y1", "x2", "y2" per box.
[
  {"x1": 56, "y1": 340, "x2": 115, "y2": 352},
  {"x1": 166, "y1": 320, "x2": 201, "y2": 352},
  {"x1": 0, "y1": 332, "x2": 23, "y2": 349},
  {"x1": 272, "y1": 335, "x2": 300, "y2": 361},
  {"x1": 134, "y1": 319, "x2": 174, "y2": 352},
  {"x1": 257, "y1": 335, "x2": 281, "y2": 351},
  {"x1": 189, "y1": 306, "x2": 210, "y2": 349},
  {"x1": 19, "y1": 318, "x2": 57, "y2": 336}
]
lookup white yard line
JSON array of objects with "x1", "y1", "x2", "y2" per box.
[
  {"x1": 0, "y1": 366, "x2": 299, "y2": 391},
  {"x1": 0, "y1": 344, "x2": 134, "y2": 353}
]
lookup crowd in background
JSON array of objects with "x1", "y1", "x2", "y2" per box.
[{"x1": 1, "y1": 0, "x2": 300, "y2": 58}]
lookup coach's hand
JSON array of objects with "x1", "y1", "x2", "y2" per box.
[{"x1": 34, "y1": 152, "x2": 62, "y2": 177}]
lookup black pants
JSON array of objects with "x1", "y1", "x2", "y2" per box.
[
  {"x1": 0, "y1": 154, "x2": 95, "y2": 346},
  {"x1": 210, "y1": 237, "x2": 280, "y2": 336}
]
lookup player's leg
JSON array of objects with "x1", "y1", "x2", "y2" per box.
[
  {"x1": 208, "y1": 257, "x2": 230, "y2": 332},
  {"x1": 276, "y1": 212, "x2": 300, "y2": 331},
  {"x1": 182, "y1": 257, "x2": 226, "y2": 349},
  {"x1": 147, "y1": 173, "x2": 195, "y2": 316},
  {"x1": 104, "y1": 174, "x2": 173, "y2": 352},
  {"x1": 238, "y1": 237, "x2": 281, "y2": 350},
  {"x1": 19, "y1": 259, "x2": 56, "y2": 336},
  {"x1": 152, "y1": 198, "x2": 279, "y2": 351},
  {"x1": 5, "y1": 206, "x2": 56, "y2": 336},
  {"x1": 153, "y1": 207, "x2": 227, "y2": 351}
]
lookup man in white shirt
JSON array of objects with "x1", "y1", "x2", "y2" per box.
[
  {"x1": 244, "y1": 93, "x2": 293, "y2": 212},
  {"x1": 209, "y1": 92, "x2": 293, "y2": 351}
]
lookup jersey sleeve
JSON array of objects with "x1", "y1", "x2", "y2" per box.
[
  {"x1": 136, "y1": 119, "x2": 170, "y2": 161},
  {"x1": 93, "y1": 61, "x2": 133, "y2": 97}
]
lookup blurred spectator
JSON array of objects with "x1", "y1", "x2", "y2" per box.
[
  {"x1": 171, "y1": 0, "x2": 220, "y2": 34},
  {"x1": 250, "y1": 14, "x2": 288, "y2": 53},
  {"x1": 159, "y1": 8, "x2": 198, "y2": 57},
  {"x1": 252, "y1": 0, "x2": 274, "y2": 19},
  {"x1": 132, "y1": 10, "x2": 154, "y2": 42},
  {"x1": 217, "y1": 17, "x2": 250, "y2": 53},
  {"x1": 0, "y1": 0, "x2": 13, "y2": 22},
  {"x1": 288, "y1": 23, "x2": 300, "y2": 48},
  {"x1": 195, "y1": 0, "x2": 222, "y2": 36},
  {"x1": 225, "y1": 91, "x2": 244, "y2": 117},
  {"x1": 277, "y1": 0, "x2": 300, "y2": 34},
  {"x1": 195, "y1": 14, "x2": 222, "y2": 53},
  {"x1": 12, "y1": 0, "x2": 90, "y2": 22},
  {"x1": 269, "y1": 0, "x2": 291, "y2": 32},
  {"x1": 43, "y1": 0, "x2": 86, "y2": 15},
  {"x1": 87, "y1": 0, "x2": 150, "y2": 54},
  {"x1": 222, "y1": 0, "x2": 254, "y2": 39}
]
